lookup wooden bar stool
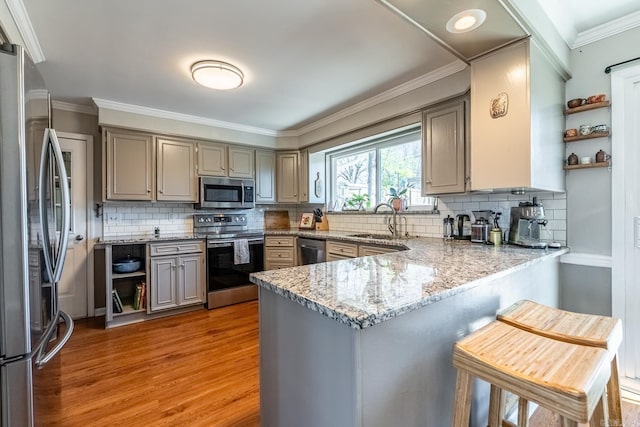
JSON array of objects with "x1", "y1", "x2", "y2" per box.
[
  {"x1": 497, "y1": 300, "x2": 623, "y2": 426},
  {"x1": 452, "y1": 321, "x2": 611, "y2": 427}
]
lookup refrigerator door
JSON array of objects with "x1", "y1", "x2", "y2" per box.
[{"x1": 1, "y1": 359, "x2": 32, "y2": 427}]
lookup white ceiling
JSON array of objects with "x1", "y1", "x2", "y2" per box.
[{"x1": 8, "y1": 0, "x2": 640, "y2": 134}]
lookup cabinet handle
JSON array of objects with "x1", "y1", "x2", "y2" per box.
[
  {"x1": 230, "y1": 167, "x2": 235, "y2": 171},
  {"x1": 221, "y1": 167, "x2": 225, "y2": 170},
  {"x1": 293, "y1": 194, "x2": 297, "y2": 197},
  {"x1": 257, "y1": 193, "x2": 261, "y2": 197},
  {"x1": 180, "y1": 264, "x2": 185, "y2": 269},
  {"x1": 171, "y1": 265, "x2": 176, "y2": 270},
  {"x1": 278, "y1": 254, "x2": 282, "y2": 257},
  {"x1": 159, "y1": 189, "x2": 164, "y2": 194},
  {"x1": 425, "y1": 180, "x2": 432, "y2": 184},
  {"x1": 147, "y1": 189, "x2": 151, "y2": 193}
]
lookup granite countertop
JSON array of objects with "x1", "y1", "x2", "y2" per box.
[
  {"x1": 251, "y1": 230, "x2": 569, "y2": 330},
  {"x1": 98, "y1": 233, "x2": 204, "y2": 245}
]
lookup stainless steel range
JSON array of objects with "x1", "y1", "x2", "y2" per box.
[{"x1": 194, "y1": 213, "x2": 264, "y2": 309}]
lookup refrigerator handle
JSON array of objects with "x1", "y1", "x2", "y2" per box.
[
  {"x1": 38, "y1": 128, "x2": 55, "y2": 284},
  {"x1": 38, "y1": 128, "x2": 71, "y2": 284},
  {"x1": 33, "y1": 310, "x2": 74, "y2": 368},
  {"x1": 48, "y1": 128, "x2": 71, "y2": 283}
]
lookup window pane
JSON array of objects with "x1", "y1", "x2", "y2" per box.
[
  {"x1": 379, "y1": 139, "x2": 422, "y2": 206},
  {"x1": 334, "y1": 150, "x2": 376, "y2": 209}
]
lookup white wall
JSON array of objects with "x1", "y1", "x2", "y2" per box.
[{"x1": 560, "y1": 26, "x2": 640, "y2": 315}]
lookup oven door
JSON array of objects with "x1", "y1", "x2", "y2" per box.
[{"x1": 206, "y1": 238, "x2": 264, "y2": 308}]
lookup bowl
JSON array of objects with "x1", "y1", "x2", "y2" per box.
[
  {"x1": 567, "y1": 98, "x2": 585, "y2": 108},
  {"x1": 112, "y1": 257, "x2": 143, "y2": 273}
]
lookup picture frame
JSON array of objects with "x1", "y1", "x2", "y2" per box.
[{"x1": 299, "y1": 212, "x2": 315, "y2": 229}]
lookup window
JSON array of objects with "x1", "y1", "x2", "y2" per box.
[{"x1": 329, "y1": 125, "x2": 434, "y2": 211}]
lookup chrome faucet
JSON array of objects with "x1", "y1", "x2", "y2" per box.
[{"x1": 374, "y1": 202, "x2": 399, "y2": 238}]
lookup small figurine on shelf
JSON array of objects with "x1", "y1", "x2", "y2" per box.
[
  {"x1": 595, "y1": 149, "x2": 608, "y2": 163},
  {"x1": 567, "y1": 153, "x2": 579, "y2": 166}
]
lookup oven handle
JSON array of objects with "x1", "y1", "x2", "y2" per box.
[{"x1": 207, "y1": 238, "x2": 264, "y2": 248}]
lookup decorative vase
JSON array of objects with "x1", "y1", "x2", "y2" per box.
[{"x1": 391, "y1": 198, "x2": 404, "y2": 212}]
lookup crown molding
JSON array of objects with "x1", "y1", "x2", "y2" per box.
[
  {"x1": 5, "y1": 0, "x2": 44, "y2": 63},
  {"x1": 51, "y1": 100, "x2": 97, "y2": 115},
  {"x1": 92, "y1": 98, "x2": 280, "y2": 137},
  {"x1": 572, "y1": 10, "x2": 640, "y2": 48},
  {"x1": 294, "y1": 60, "x2": 468, "y2": 135}
]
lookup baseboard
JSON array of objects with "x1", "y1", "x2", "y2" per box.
[{"x1": 560, "y1": 252, "x2": 612, "y2": 268}]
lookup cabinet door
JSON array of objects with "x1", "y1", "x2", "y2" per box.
[
  {"x1": 423, "y1": 100, "x2": 466, "y2": 195},
  {"x1": 157, "y1": 137, "x2": 197, "y2": 202},
  {"x1": 228, "y1": 146, "x2": 254, "y2": 178},
  {"x1": 277, "y1": 151, "x2": 299, "y2": 203},
  {"x1": 255, "y1": 150, "x2": 276, "y2": 203},
  {"x1": 104, "y1": 129, "x2": 155, "y2": 201},
  {"x1": 197, "y1": 142, "x2": 227, "y2": 176},
  {"x1": 150, "y1": 257, "x2": 178, "y2": 311},
  {"x1": 177, "y1": 254, "x2": 204, "y2": 306},
  {"x1": 298, "y1": 149, "x2": 309, "y2": 203}
]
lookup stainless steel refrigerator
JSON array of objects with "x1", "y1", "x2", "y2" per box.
[{"x1": 0, "y1": 43, "x2": 74, "y2": 426}]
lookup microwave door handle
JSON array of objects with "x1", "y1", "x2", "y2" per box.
[{"x1": 241, "y1": 184, "x2": 245, "y2": 207}]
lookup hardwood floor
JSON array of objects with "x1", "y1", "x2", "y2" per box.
[
  {"x1": 33, "y1": 301, "x2": 259, "y2": 427},
  {"x1": 33, "y1": 300, "x2": 640, "y2": 426}
]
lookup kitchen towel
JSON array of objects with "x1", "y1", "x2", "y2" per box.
[{"x1": 234, "y1": 239, "x2": 250, "y2": 265}]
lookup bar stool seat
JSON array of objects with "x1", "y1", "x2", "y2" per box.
[
  {"x1": 497, "y1": 300, "x2": 623, "y2": 425},
  {"x1": 452, "y1": 321, "x2": 611, "y2": 426}
]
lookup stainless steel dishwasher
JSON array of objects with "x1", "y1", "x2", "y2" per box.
[{"x1": 297, "y1": 237, "x2": 326, "y2": 265}]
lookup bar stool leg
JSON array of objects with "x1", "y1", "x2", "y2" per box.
[
  {"x1": 590, "y1": 394, "x2": 609, "y2": 427},
  {"x1": 488, "y1": 385, "x2": 505, "y2": 427},
  {"x1": 517, "y1": 397, "x2": 529, "y2": 427},
  {"x1": 560, "y1": 417, "x2": 578, "y2": 427},
  {"x1": 452, "y1": 369, "x2": 473, "y2": 427},
  {"x1": 607, "y1": 356, "x2": 622, "y2": 426}
]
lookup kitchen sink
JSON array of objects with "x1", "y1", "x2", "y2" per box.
[{"x1": 348, "y1": 233, "x2": 398, "y2": 240}]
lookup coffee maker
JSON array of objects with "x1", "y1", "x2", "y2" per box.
[{"x1": 508, "y1": 197, "x2": 548, "y2": 248}]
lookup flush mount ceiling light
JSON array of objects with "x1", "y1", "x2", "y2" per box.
[
  {"x1": 191, "y1": 60, "x2": 244, "y2": 90},
  {"x1": 446, "y1": 9, "x2": 487, "y2": 33}
]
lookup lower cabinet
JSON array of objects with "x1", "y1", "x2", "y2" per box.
[
  {"x1": 149, "y1": 241, "x2": 205, "y2": 312},
  {"x1": 326, "y1": 240, "x2": 358, "y2": 261},
  {"x1": 264, "y1": 236, "x2": 296, "y2": 270}
]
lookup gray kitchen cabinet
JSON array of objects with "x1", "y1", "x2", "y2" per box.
[
  {"x1": 470, "y1": 39, "x2": 564, "y2": 193},
  {"x1": 298, "y1": 149, "x2": 309, "y2": 203},
  {"x1": 255, "y1": 149, "x2": 276, "y2": 203},
  {"x1": 103, "y1": 128, "x2": 155, "y2": 201},
  {"x1": 149, "y1": 240, "x2": 205, "y2": 312},
  {"x1": 104, "y1": 243, "x2": 148, "y2": 328},
  {"x1": 157, "y1": 137, "x2": 197, "y2": 202},
  {"x1": 197, "y1": 142, "x2": 227, "y2": 176},
  {"x1": 276, "y1": 151, "x2": 299, "y2": 203},
  {"x1": 264, "y1": 236, "x2": 296, "y2": 270},
  {"x1": 228, "y1": 146, "x2": 254, "y2": 178},
  {"x1": 422, "y1": 97, "x2": 468, "y2": 195}
]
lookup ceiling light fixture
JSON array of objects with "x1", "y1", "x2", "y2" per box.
[
  {"x1": 446, "y1": 9, "x2": 487, "y2": 33},
  {"x1": 191, "y1": 60, "x2": 244, "y2": 90}
]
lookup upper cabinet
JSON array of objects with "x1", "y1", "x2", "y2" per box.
[
  {"x1": 470, "y1": 39, "x2": 565, "y2": 193},
  {"x1": 228, "y1": 146, "x2": 254, "y2": 178},
  {"x1": 197, "y1": 142, "x2": 227, "y2": 176},
  {"x1": 156, "y1": 137, "x2": 197, "y2": 202},
  {"x1": 277, "y1": 151, "x2": 299, "y2": 203},
  {"x1": 197, "y1": 142, "x2": 254, "y2": 178},
  {"x1": 103, "y1": 128, "x2": 155, "y2": 201},
  {"x1": 422, "y1": 96, "x2": 468, "y2": 195},
  {"x1": 255, "y1": 149, "x2": 276, "y2": 203},
  {"x1": 298, "y1": 149, "x2": 309, "y2": 203}
]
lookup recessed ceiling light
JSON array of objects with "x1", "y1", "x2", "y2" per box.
[
  {"x1": 446, "y1": 9, "x2": 487, "y2": 33},
  {"x1": 191, "y1": 60, "x2": 244, "y2": 90}
]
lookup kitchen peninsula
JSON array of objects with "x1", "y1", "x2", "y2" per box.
[{"x1": 250, "y1": 233, "x2": 568, "y2": 427}]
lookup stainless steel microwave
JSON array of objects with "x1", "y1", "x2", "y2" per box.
[{"x1": 195, "y1": 177, "x2": 255, "y2": 209}]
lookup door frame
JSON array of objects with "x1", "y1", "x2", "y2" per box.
[
  {"x1": 57, "y1": 131, "x2": 95, "y2": 317},
  {"x1": 611, "y1": 64, "x2": 640, "y2": 392}
]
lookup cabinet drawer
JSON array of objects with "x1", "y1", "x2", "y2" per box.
[
  {"x1": 326, "y1": 253, "x2": 355, "y2": 262},
  {"x1": 265, "y1": 248, "x2": 294, "y2": 261},
  {"x1": 265, "y1": 261, "x2": 295, "y2": 270},
  {"x1": 264, "y1": 236, "x2": 295, "y2": 247},
  {"x1": 326, "y1": 241, "x2": 357, "y2": 258},
  {"x1": 149, "y1": 240, "x2": 204, "y2": 256},
  {"x1": 358, "y1": 245, "x2": 400, "y2": 257}
]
